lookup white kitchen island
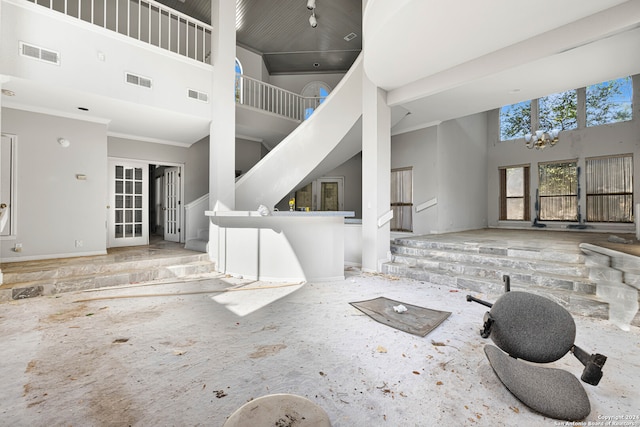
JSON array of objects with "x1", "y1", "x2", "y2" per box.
[{"x1": 205, "y1": 210, "x2": 355, "y2": 282}]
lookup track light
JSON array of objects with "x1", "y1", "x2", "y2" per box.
[
  {"x1": 307, "y1": 0, "x2": 315, "y2": 10},
  {"x1": 309, "y1": 12, "x2": 317, "y2": 28}
]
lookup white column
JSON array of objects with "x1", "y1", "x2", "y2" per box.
[
  {"x1": 361, "y1": 71, "x2": 391, "y2": 272},
  {"x1": 209, "y1": 0, "x2": 236, "y2": 211},
  {"x1": 208, "y1": 0, "x2": 236, "y2": 272}
]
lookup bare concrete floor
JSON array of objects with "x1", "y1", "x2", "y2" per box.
[{"x1": 1, "y1": 270, "x2": 638, "y2": 426}]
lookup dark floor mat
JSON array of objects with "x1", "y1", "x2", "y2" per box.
[{"x1": 349, "y1": 296, "x2": 451, "y2": 337}]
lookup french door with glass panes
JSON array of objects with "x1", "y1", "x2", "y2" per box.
[{"x1": 108, "y1": 159, "x2": 148, "y2": 247}]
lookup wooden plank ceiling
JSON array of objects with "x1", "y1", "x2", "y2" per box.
[{"x1": 154, "y1": 0, "x2": 362, "y2": 74}]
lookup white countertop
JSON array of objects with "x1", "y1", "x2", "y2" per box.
[{"x1": 205, "y1": 210, "x2": 355, "y2": 218}]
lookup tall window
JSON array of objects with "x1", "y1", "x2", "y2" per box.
[
  {"x1": 500, "y1": 101, "x2": 531, "y2": 140},
  {"x1": 586, "y1": 154, "x2": 633, "y2": 222},
  {"x1": 235, "y1": 58, "x2": 243, "y2": 103},
  {"x1": 391, "y1": 168, "x2": 413, "y2": 232},
  {"x1": 499, "y1": 165, "x2": 530, "y2": 221},
  {"x1": 538, "y1": 161, "x2": 578, "y2": 221},
  {"x1": 586, "y1": 77, "x2": 632, "y2": 127},
  {"x1": 499, "y1": 76, "x2": 633, "y2": 141},
  {"x1": 538, "y1": 89, "x2": 577, "y2": 131}
]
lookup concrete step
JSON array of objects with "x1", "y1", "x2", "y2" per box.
[
  {"x1": 391, "y1": 246, "x2": 589, "y2": 277},
  {"x1": 381, "y1": 262, "x2": 610, "y2": 321},
  {"x1": 389, "y1": 252, "x2": 595, "y2": 294},
  {"x1": 393, "y1": 237, "x2": 586, "y2": 264},
  {"x1": 0, "y1": 254, "x2": 217, "y2": 302}
]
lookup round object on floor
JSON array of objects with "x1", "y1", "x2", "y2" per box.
[{"x1": 223, "y1": 393, "x2": 331, "y2": 427}]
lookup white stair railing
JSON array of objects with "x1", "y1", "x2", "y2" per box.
[
  {"x1": 237, "y1": 74, "x2": 323, "y2": 122},
  {"x1": 27, "y1": 0, "x2": 212, "y2": 64}
]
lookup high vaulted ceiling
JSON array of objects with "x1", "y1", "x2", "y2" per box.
[{"x1": 155, "y1": 0, "x2": 362, "y2": 74}]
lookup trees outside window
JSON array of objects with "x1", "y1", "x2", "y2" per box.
[
  {"x1": 499, "y1": 76, "x2": 632, "y2": 141},
  {"x1": 500, "y1": 101, "x2": 531, "y2": 141},
  {"x1": 538, "y1": 161, "x2": 578, "y2": 221},
  {"x1": 538, "y1": 90, "x2": 577, "y2": 131},
  {"x1": 586, "y1": 77, "x2": 632, "y2": 127}
]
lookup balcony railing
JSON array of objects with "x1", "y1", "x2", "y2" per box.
[
  {"x1": 27, "y1": 0, "x2": 212, "y2": 64},
  {"x1": 236, "y1": 74, "x2": 325, "y2": 122},
  {"x1": 26, "y1": 0, "x2": 326, "y2": 121}
]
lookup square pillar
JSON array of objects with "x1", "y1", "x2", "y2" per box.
[{"x1": 361, "y1": 72, "x2": 391, "y2": 272}]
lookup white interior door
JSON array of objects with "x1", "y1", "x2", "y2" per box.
[
  {"x1": 108, "y1": 159, "x2": 148, "y2": 247},
  {"x1": 1, "y1": 134, "x2": 15, "y2": 236},
  {"x1": 163, "y1": 167, "x2": 181, "y2": 242}
]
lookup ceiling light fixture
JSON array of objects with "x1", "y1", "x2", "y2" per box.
[
  {"x1": 524, "y1": 129, "x2": 560, "y2": 150},
  {"x1": 307, "y1": 0, "x2": 315, "y2": 10},
  {"x1": 309, "y1": 10, "x2": 317, "y2": 28}
]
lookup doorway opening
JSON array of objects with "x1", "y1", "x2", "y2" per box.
[
  {"x1": 294, "y1": 177, "x2": 344, "y2": 211},
  {"x1": 107, "y1": 158, "x2": 183, "y2": 248}
]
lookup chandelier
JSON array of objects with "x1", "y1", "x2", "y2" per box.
[{"x1": 524, "y1": 129, "x2": 560, "y2": 150}]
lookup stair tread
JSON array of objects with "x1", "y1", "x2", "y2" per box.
[
  {"x1": 384, "y1": 262, "x2": 607, "y2": 303},
  {"x1": 391, "y1": 246, "x2": 584, "y2": 267},
  {"x1": 1, "y1": 259, "x2": 216, "y2": 289},
  {"x1": 389, "y1": 253, "x2": 591, "y2": 283}
]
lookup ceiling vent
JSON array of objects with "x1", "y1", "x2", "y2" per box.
[
  {"x1": 188, "y1": 89, "x2": 209, "y2": 103},
  {"x1": 125, "y1": 72, "x2": 152, "y2": 89},
  {"x1": 19, "y1": 42, "x2": 60, "y2": 65}
]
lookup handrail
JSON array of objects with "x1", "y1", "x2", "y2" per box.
[
  {"x1": 237, "y1": 74, "x2": 324, "y2": 122},
  {"x1": 26, "y1": 0, "x2": 212, "y2": 64}
]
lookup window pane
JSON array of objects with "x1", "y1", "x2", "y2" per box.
[
  {"x1": 539, "y1": 90, "x2": 577, "y2": 131},
  {"x1": 539, "y1": 162, "x2": 577, "y2": 196},
  {"x1": 500, "y1": 101, "x2": 531, "y2": 140},
  {"x1": 506, "y1": 199, "x2": 524, "y2": 220},
  {"x1": 506, "y1": 167, "x2": 524, "y2": 197},
  {"x1": 539, "y1": 161, "x2": 578, "y2": 221},
  {"x1": 586, "y1": 77, "x2": 632, "y2": 127},
  {"x1": 586, "y1": 155, "x2": 633, "y2": 222}
]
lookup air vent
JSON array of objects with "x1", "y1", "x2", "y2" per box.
[
  {"x1": 125, "y1": 72, "x2": 152, "y2": 89},
  {"x1": 188, "y1": 89, "x2": 209, "y2": 103},
  {"x1": 19, "y1": 42, "x2": 60, "y2": 65},
  {"x1": 343, "y1": 32, "x2": 358, "y2": 42}
]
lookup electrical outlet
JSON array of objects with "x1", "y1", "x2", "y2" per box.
[
  {"x1": 14, "y1": 243, "x2": 22, "y2": 253},
  {"x1": 75, "y1": 240, "x2": 83, "y2": 248}
]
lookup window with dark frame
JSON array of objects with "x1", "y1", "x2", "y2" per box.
[
  {"x1": 538, "y1": 161, "x2": 578, "y2": 221},
  {"x1": 391, "y1": 167, "x2": 413, "y2": 232},
  {"x1": 586, "y1": 154, "x2": 633, "y2": 223},
  {"x1": 499, "y1": 165, "x2": 530, "y2": 221}
]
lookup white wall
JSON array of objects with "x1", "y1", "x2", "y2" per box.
[
  {"x1": 107, "y1": 136, "x2": 209, "y2": 203},
  {"x1": 391, "y1": 126, "x2": 438, "y2": 235},
  {"x1": 1, "y1": 1, "x2": 211, "y2": 121},
  {"x1": 236, "y1": 137, "x2": 263, "y2": 176},
  {"x1": 236, "y1": 46, "x2": 268, "y2": 82},
  {"x1": 1, "y1": 108, "x2": 108, "y2": 261},
  {"x1": 486, "y1": 75, "x2": 640, "y2": 231},
  {"x1": 390, "y1": 112, "x2": 488, "y2": 235},
  {"x1": 437, "y1": 113, "x2": 488, "y2": 233}
]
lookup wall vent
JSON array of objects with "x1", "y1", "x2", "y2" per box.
[
  {"x1": 125, "y1": 72, "x2": 152, "y2": 89},
  {"x1": 19, "y1": 42, "x2": 60, "y2": 65},
  {"x1": 188, "y1": 89, "x2": 209, "y2": 103}
]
